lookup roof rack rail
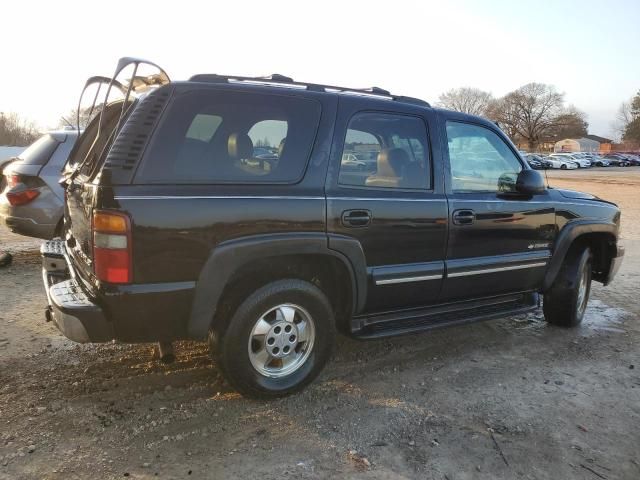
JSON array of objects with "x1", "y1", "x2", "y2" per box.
[{"x1": 188, "y1": 73, "x2": 430, "y2": 107}]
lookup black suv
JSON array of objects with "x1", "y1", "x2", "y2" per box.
[{"x1": 42, "y1": 58, "x2": 624, "y2": 398}]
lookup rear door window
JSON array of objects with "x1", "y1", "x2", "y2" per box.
[
  {"x1": 135, "y1": 90, "x2": 322, "y2": 184},
  {"x1": 338, "y1": 112, "x2": 431, "y2": 189}
]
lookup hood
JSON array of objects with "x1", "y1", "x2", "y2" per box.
[{"x1": 555, "y1": 188, "x2": 617, "y2": 206}]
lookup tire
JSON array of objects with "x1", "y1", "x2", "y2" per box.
[
  {"x1": 543, "y1": 245, "x2": 592, "y2": 327},
  {"x1": 209, "y1": 279, "x2": 335, "y2": 398},
  {"x1": 560, "y1": 164, "x2": 567, "y2": 170}
]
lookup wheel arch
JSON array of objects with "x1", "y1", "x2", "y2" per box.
[
  {"x1": 188, "y1": 233, "x2": 367, "y2": 339},
  {"x1": 543, "y1": 220, "x2": 618, "y2": 291}
]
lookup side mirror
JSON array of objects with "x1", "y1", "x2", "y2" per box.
[{"x1": 516, "y1": 169, "x2": 546, "y2": 195}]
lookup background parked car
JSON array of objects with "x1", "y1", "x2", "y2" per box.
[
  {"x1": 544, "y1": 155, "x2": 578, "y2": 169},
  {"x1": 588, "y1": 154, "x2": 610, "y2": 167},
  {"x1": 620, "y1": 154, "x2": 640, "y2": 166},
  {"x1": 551, "y1": 153, "x2": 590, "y2": 168},
  {"x1": 0, "y1": 129, "x2": 79, "y2": 239},
  {"x1": 604, "y1": 154, "x2": 630, "y2": 167},
  {"x1": 523, "y1": 153, "x2": 547, "y2": 169}
]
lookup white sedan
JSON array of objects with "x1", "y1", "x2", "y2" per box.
[
  {"x1": 544, "y1": 156, "x2": 579, "y2": 169},
  {"x1": 550, "y1": 154, "x2": 590, "y2": 168}
]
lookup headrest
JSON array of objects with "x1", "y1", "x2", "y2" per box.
[
  {"x1": 376, "y1": 148, "x2": 410, "y2": 177},
  {"x1": 228, "y1": 133, "x2": 253, "y2": 159}
]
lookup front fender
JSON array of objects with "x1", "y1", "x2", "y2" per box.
[{"x1": 187, "y1": 233, "x2": 367, "y2": 339}]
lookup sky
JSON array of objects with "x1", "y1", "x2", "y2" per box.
[{"x1": 2, "y1": 0, "x2": 639, "y2": 139}]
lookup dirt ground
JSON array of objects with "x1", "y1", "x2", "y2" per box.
[{"x1": 1, "y1": 168, "x2": 639, "y2": 480}]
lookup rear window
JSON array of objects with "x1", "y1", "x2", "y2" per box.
[
  {"x1": 17, "y1": 134, "x2": 61, "y2": 166},
  {"x1": 135, "y1": 90, "x2": 322, "y2": 184}
]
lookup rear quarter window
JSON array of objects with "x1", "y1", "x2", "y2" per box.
[
  {"x1": 134, "y1": 89, "x2": 322, "y2": 184},
  {"x1": 16, "y1": 134, "x2": 62, "y2": 166}
]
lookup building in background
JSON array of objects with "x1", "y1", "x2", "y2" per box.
[
  {"x1": 554, "y1": 137, "x2": 601, "y2": 153},
  {"x1": 585, "y1": 135, "x2": 613, "y2": 153}
]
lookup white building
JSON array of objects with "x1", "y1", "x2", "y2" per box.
[{"x1": 554, "y1": 137, "x2": 600, "y2": 153}]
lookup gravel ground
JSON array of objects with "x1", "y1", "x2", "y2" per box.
[{"x1": 1, "y1": 168, "x2": 639, "y2": 480}]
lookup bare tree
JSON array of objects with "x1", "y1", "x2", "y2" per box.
[
  {"x1": 549, "y1": 106, "x2": 589, "y2": 140},
  {"x1": 438, "y1": 87, "x2": 494, "y2": 117},
  {"x1": 611, "y1": 101, "x2": 633, "y2": 141},
  {"x1": 489, "y1": 83, "x2": 565, "y2": 151},
  {"x1": 0, "y1": 112, "x2": 40, "y2": 146}
]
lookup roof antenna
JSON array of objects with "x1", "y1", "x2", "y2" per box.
[{"x1": 544, "y1": 164, "x2": 550, "y2": 189}]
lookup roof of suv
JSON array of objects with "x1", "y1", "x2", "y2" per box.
[
  {"x1": 180, "y1": 75, "x2": 501, "y2": 131},
  {"x1": 186, "y1": 72, "x2": 432, "y2": 109}
]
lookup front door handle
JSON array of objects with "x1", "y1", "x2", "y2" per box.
[
  {"x1": 341, "y1": 209, "x2": 371, "y2": 227},
  {"x1": 452, "y1": 209, "x2": 475, "y2": 226}
]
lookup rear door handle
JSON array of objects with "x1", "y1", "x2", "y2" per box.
[
  {"x1": 341, "y1": 209, "x2": 371, "y2": 227},
  {"x1": 452, "y1": 209, "x2": 475, "y2": 226}
]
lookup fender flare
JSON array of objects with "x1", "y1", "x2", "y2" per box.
[
  {"x1": 542, "y1": 220, "x2": 618, "y2": 291},
  {"x1": 187, "y1": 232, "x2": 367, "y2": 339}
]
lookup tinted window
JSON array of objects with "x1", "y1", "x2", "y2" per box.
[
  {"x1": 135, "y1": 90, "x2": 321, "y2": 184},
  {"x1": 338, "y1": 112, "x2": 430, "y2": 189},
  {"x1": 16, "y1": 134, "x2": 61, "y2": 166},
  {"x1": 446, "y1": 121, "x2": 522, "y2": 193}
]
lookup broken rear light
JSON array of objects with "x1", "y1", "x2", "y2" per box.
[
  {"x1": 7, "y1": 174, "x2": 20, "y2": 189},
  {"x1": 7, "y1": 188, "x2": 40, "y2": 206},
  {"x1": 92, "y1": 211, "x2": 132, "y2": 284}
]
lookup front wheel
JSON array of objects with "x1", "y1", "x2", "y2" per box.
[
  {"x1": 543, "y1": 246, "x2": 592, "y2": 327},
  {"x1": 209, "y1": 279, "x2": 335, "y2": 398},
  {"x1": 560, "y1": 164, "x2": 567, "y2": 170}
]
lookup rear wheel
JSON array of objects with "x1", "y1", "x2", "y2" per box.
[
  {"x1": 209, "y1": 279, "x2": 335, "y2": 398},
  {"x1": 543, "y1": 245, "x2": 592, "y2": 327}
]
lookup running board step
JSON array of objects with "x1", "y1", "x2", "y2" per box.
[{"x1": 354, "y1": 292, "x2": 539, "y2": 339}]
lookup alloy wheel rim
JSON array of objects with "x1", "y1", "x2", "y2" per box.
[
  {"x1": 576, "y1": 264, "x2": 589, "y2": 316},
  {"x1": 248, "y1": 303, "x2": 315, "y2": 378}
]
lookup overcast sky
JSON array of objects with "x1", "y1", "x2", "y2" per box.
[{"x1": 2, "y1": 0, "x2": 638, "y2": 138}]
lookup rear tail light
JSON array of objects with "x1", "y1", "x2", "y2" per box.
[
  {"x1": 92, "y1": 211, "x2": 132, "y2": 284},
  {"x1": 7, "y1": 174, "x2": 20, "y2": 189},
  {"x1": 6, "y1": 188, "x2": 40, "y2": 206}
]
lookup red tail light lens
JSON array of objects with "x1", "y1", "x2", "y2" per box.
[
  {"x1": 7, "y1": 189, "x2": 40, "y2": 206},
  {"x1": 92, "y1": 211, "x2": 132, "y2": 284}
]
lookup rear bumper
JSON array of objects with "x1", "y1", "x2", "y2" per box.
[
  {"x1": 1, "y1": 211, "x2": 58, "y2": 239},
  {"x1": 41, "y1": 238, "x2": 194, "y2": 343},
  {"x1": 0, "y1": 191, "x2": 62, "y2": 240},
  {"x1": 42, "y1": 239, "x2": 113, "y2": 343},
  {"x1": 603, "y1": 244, "x2": 624, "y2": 286}
]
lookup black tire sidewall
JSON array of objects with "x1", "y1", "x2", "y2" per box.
[
  {"x1": 544, "y1": 247, "x2": 592, "y2": 326},
  {"x1": 214, "y1": 279, "x2": 335, "y2": 397}
]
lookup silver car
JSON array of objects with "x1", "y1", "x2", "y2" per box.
[{"x1": 0, "y1": 129, "x2": 79, "y2": 239}]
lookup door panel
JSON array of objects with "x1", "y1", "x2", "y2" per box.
[
  {"x1": 441, "y1": 118, "x2": 556, "y2": 301},
  {"x1": 327, "y1": 195, "x2": 447, "y2": 313},
  {"x1": 326, "y1": 98, "x2": 448, "y2": 314},
  {"x1": 442, "y1": 195, "x2": 555, "y2": 300}
]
